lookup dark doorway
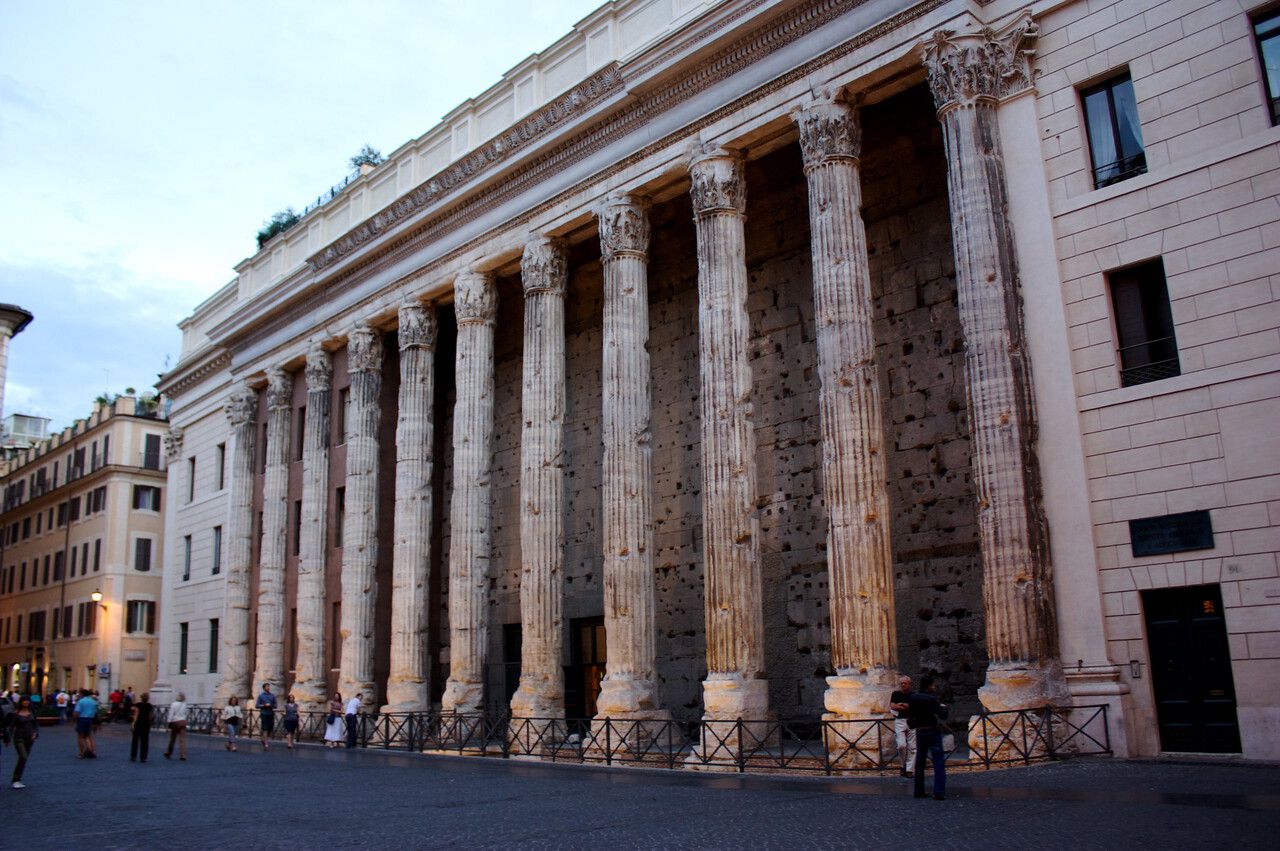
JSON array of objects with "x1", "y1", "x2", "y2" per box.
[
  {"x1": 1142, "y1": 584, "x2": 1241, "y2": 753},
  {"x1": 565, "y1": 616, "x2": 606, "y2": 720},
  {"x1": 501, "y1": 623, "x2": 522, "y2": 713}
]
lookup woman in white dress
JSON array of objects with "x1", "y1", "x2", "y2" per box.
[{"x1": 323, "y1": 693, "x2": 345, "y2": 748}]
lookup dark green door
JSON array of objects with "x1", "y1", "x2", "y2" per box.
[{"x1": 1142, "y1": 584, "x2": 1241, "y2": 753}]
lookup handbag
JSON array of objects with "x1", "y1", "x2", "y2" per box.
[{"x1": 326, "y1": 712, "x2": 338, "y2": 725}]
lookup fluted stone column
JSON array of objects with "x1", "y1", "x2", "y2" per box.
[
  {"x1": 293, "y1": 344, "x2": 332, "y2": 711},
  {"x1": 592, "y1": 195, "x2": 670, "y2": 734},
  {"x1": 922, "y1": 19, "x2": 1067, "y2": 723},
  {"x1": 441, "y1": 272, "x2": 498, "y2": 717},
  {"x1": 338, "y1": 324, "x2": 383, "y2": 708},
  {"x1": 509, "y1": 236, "x2": 568, "y2": 733},
  {"x1": 794, "y1": 97, "x2": 898, "y2": 732},
  {"x1": 215, "y1": 385, "x2": 258, "y2": 707},
  {"x1": 689, "y1": 146, "x2": 768, "y2": 734},
  {"x1": 385, "y1": 302, "x2": 438, "y2": 712},
  {"x1": 251, "y1": 367, "x2": 291, "y2": 693}
]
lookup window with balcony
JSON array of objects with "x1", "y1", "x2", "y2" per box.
[
  {"x1": 1109, "y1": 259, "x2": 1181, "y2": 387},
  {"x1": 1082, "y1": 72, "x2": 1146, "y2": 188}
]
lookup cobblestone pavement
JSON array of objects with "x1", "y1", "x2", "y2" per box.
[{"x1": 2, "y1": 725, "x2": 1277, "y2": 849}]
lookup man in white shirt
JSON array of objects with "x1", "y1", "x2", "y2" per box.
[{"x1": 344, "y1": 693, "x2": 363, "y2": 749}]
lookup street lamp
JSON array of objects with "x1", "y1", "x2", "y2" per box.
[{"x1": 91, "y1": 590, "x2": 103, "y2": 603}]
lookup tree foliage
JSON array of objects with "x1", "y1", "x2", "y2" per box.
[
  {"x1": 349, "y1": 144, "x2": 385, "y2": 169},
  {"x1": 256, "y1": 207, "x2": 301, "y2": 249}
]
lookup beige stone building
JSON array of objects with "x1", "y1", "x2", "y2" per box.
[
  {"x1": 155, "y1": 0, "x2": 1280, "y2": 760},
  {"x1": 0, "y1": 396, "x2": 168, "y2": 696}
]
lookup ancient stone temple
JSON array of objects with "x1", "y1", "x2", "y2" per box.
[{"x1": 153, "y1": 0, "x2": 1280, "y2": 762}]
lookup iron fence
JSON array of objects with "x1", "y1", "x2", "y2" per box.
[{"x1": 158, "y1": 703, "x2": 1111, "y2": 775}]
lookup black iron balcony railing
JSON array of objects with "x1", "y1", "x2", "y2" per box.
[
  {"x1": 1118, "y1": 335, "x2": 1181, "y2": 388},
  {"x1": 151, "y1": 704, "x2": 1112, "y2": 775}
]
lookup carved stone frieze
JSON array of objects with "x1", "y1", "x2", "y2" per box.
[
  {"x1": 598, "y1": 194, "x2": 651, "y2": 262},
  {"x1": 398, "y1": 302, "x2": 439, "y2": 351},
  {"x1": 163, "y1": 426, "x2": 184, "y2": 462},
  {"x1": 347, "y1": 324, "x2": 383, "y2": 373},
  {"x1": 688, "y1": 146, "x2": 746, "y2": 216},
  {"x1": 265, "y1": 366, "x2": 292, "y2": 410},
  {"x1": 224, "y1": 386, "x2": 257, "y2": 428},
  {"x1": 921, "y1": 15, "x2": 1039, "y2": 113},
  {"x1": 795, "y1": 93, "x2": 861, "y2": 169},
  {"x1": 454, "y1": 271, "x2": 498, "y2": 325},
  {"x1": 304, "y1": 343, "x2": 333, "y2": 390},
  {"x1": 521, "y1": 237, "x2": 568, "y2": 296}
]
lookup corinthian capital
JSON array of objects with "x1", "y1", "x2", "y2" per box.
[
  {"x1": 521, "y1": 236, "x2": 568, "y2": 297},
  {"x1": 921, "y1": 15, "x2": 1039, "y2": 113},
  {"x1": 225, "y1": 385, "x2": 257, "y2": 428},
  {"x1": 347, "y1": 324, "x2": 383, "y2": 374},
  {"x1": 598, "y1": 194, "x2": 651, "y2": 262},
  {"x1": 163, "y1": 426, "x2": 184, "y2": 462},
  {"x1": 688, "y1": 144, "x2": 745, "y2": 217},
  {"x1": 304, "y1": 343, "x2": 333, "y2": 391},
  {"x1": 398, "y1": 302, "x2": 438, "y2": 351},
  {"x1": 454, "y1": 271, "x2": 497, "y2": 325},
  {"x1": 266, "y1": 367, "x2": 292, "y2": 410},
  {"x1": 794, "y1": 93, "x2": 860, "y2": 169}
]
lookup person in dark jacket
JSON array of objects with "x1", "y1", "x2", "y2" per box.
[
  {"x1": 4, "y1": 696, "x2": 40, "y2": 789},
  {"x1": 130, "y1": 693, "x2": 154, "y2": 763},
  {"x1": 907, "y1": 675, "x2": 949, "y2": 800}
]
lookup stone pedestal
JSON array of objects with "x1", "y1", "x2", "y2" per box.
[
  {"x1": 508, "y1": 236, "x2": 568, "y2": 740},
  {"x1": 923, "y1": 19, "x2": 1067, "y2": 760},
  {"x1": 214, "y1": 385, "x2": 258, "y2": 708},
  {"x1": 441, "y1": 272, "x2": 498, "y2": 718},
  {"x1": 687, "y1": 146, "x2": 768, "y2": 759},
  {"x1": 337, "y1": 324, "x2": 383, "y2": 709},
  {"x1": 252, "y1": 366, "x2": 291, "y2": 694},
  {"x1": 385, "y1": 302, "x2": 438, "y2": 713},
  {"x1": 293, "y1": 344, "x2": 332, "y2": 712}
]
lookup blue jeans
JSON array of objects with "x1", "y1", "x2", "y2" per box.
[
  {"x1": 913, "y1": 727, "x2": 946, "y2": 798},
  {"x1": 226, "y1": 720, "x2": 239, "y2": 746}
]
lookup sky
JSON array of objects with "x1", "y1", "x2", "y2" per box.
[{"x1": 0, "y1": 0, "x2": 604, "y2": 431}]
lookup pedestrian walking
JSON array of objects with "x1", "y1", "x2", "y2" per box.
[
  {"x1": 323, "y1": 693, "x2": 344, "y2": 748},
  {"x1": 345, "y1": 692, "x2": 363, "y2": 749},
  {"x1": 73, "y1": 689, "x2": 99, "y2": 759},
  {"x1": 130, "y1": 693, "x2": 154, "y2": 763},
  {"x1": 282, "y1": 694, "x2": 300, "y2": 749},
  {"x1": 54, "y1": 690, "x2": 70, "y2": 725},
  {"x1": 907, "y1": 675, "x2": 949, "y2": 800},
  {"x1": 164, "y1": 693, "x2": 189, "y2": 761},
  {"x1": 221, "y1": 696, "x2": 244, "y2": 751},
  {"x1": 256, "y1": 683, "x2": 278, "y2": 750},
  {"x1": 890, "y1": 675, "x2": 917, "y2": 777},
  {"x1": 121, "y1": 687, "x2": 135, "y2": 723},
  {"x1": 3, "y1": 696, "x2": 39, "y2": 788}
]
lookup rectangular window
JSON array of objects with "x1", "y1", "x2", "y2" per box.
[
  {"x1": 102, "y1": 434, "x2": 109, "y2": 465},
  {"x1": 95, "y1": 486, "x2": 107, "y2": 513},
  {"x1": 72, "y1": 546, "x2": 78, "y2": 575},
  {"x1": 18, "y1": 561, "x2": 26, "y2": 591},
  {"x1": 29, "y1": 610, "x2": 45, "y2": 641},
  {"x1": 57, "y1": 502, "x2": 67, "y2": 526},
  {"x1": 182, "y1": 535, "x2": 192, "y2": 581},
  {"x1": 209, "y1": 618, "x2": 220, "y2": 672},
  {"x1": 42, "y1": 555, "x2": 49, "y2": 585},
  {"x1": 216, "y1": 442, "x2": 226, "y2": 490},
  {"x1": 93, "y1": 538, "x2": 101, "y2": 572},
  {"x1": 212, "y1": 526, "x2": 222, "y2": 575},
  {"x1": 1082, "y1": 72, "x2": 1146, "y2": 188},
  {"x1": 292, "y1": 499, "x2": 302, "y2": 557},
  {"x1": 61, "y1": 605, "x2": 72, "y2": 638},
  {"x1": 76, "y1": 604, "x2": 85, "y2": 636},
  {"x1": 35, "y1": 512, "x2": 41, "y2": 534},
  {"x1": 53, "y1": 461, "x2": 59, "y2": 487},
  {"x1": 295, "y1": 405, "x2": 306, "y2": 461},
  {"x1": 126, "y1": 600, "x2": 157, "y2": 634},
  {"x1": 54, "y1": 551, "x2": 65, "y2": 581},
  {"x1": 143, "y1": 433, "x2": 162, "y2": 470},
  {"x1": 134, "y1": 537, "x2": 152, "y2": 572},
  {"x1": 91, "y1": 439, "x2": 98, "y2": 471},
  {"x1": 83, "y1": 541, "x2": 90, "y2": 574},
  {"x1": 85, "y1": 601, "x2": 96, "y2": 635},
  {"x1": 338, "y1": 387, "x2": 350, "y2": 444},
  {"x1": 1256, "y1": 10, "x2": 1280, "y2": 126},
  {"x1": 178, "y1": 622, "x2": 189, "y2": 674},
  {"x1": 15, "y1": 614, "x2": 22, "y2": 642},
  {"x1": 21, "y1": 517, "x2": 30, "y2": 539},
  {"x1": 68, "y1": 496, "x2": 80, "y2": 522},
  {"x1": 334, "y1": 487, "x2": 345, "y2": 548},
  {"x1": 1109, "y1": 259, "x2": 1180, "y2": 387},
  {"x1": 187, "y1": 457, "x2": 196, "y2": 502},
  {"x1": 51, "y1": 607, "x2": 59, "y2": 638},
  {"x1": 73, "y1": 447, "x2": 86, "y2": 477},
  {"x1": 132, "y1": 485, "x2": 161, "y2": 511}
]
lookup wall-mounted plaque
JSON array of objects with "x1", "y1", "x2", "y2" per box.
[{"x1": 1129, "y1": 509, "x2": 1214, "y2": 558}]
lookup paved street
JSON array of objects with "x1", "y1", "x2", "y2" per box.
[{"x1": 3, "y1": 724, "x2": 1278, "y2": 849}]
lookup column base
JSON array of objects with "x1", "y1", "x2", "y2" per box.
[
  {"x1": 686, "y1": 673, "x2": 771, "y2": 768},
  {"x1": 383, "y1": 680, "x2": 430, "y2": 715},
  {"x1": 969, "y1": 661, "x2": 1071, "y2": 762},
  {"x1": 148, "y1": 679, "x2": 175, "y2": 707},
  {"x1": 441, "y1": 678, "x2": 485, "y2": 717},
  {"x1": 822, "y1": 669, "x2": 897, "y2": 767},
  {"x1": 590, "y1": 675, "x2": 673, "y2": 755},
  {"x1": 508, "y1": 674, "x2": 566, "y2": 755}
]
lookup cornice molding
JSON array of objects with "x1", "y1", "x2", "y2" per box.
[{"x1": 159, "y1": 349, "x2": 232, "y2": 400}]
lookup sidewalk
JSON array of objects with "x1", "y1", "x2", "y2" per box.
[{"x1": 3, "y1": 725, "x2": 1277, "y2": 849}]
